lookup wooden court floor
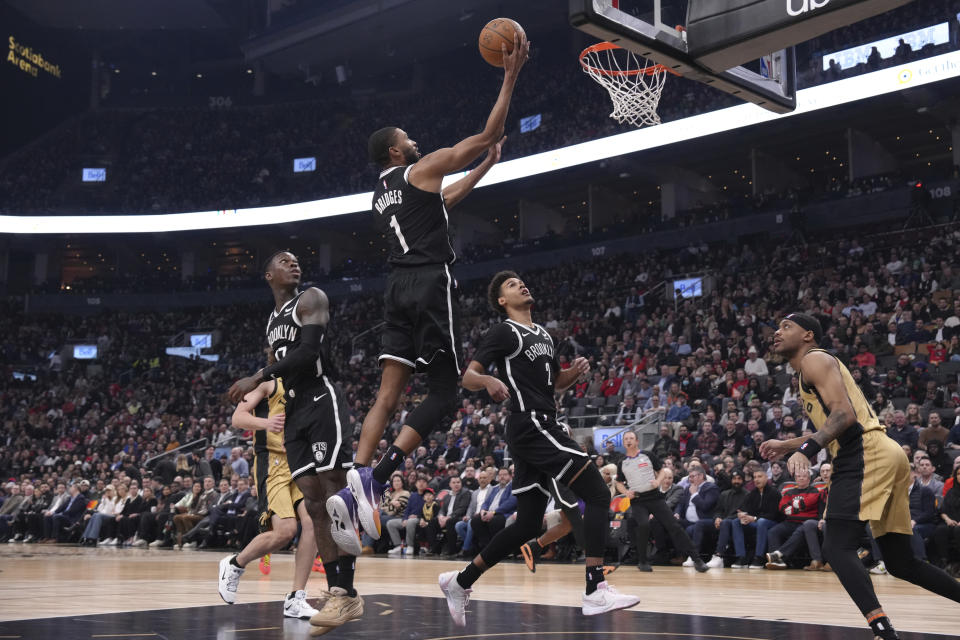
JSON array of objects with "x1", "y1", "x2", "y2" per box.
[{"x1": 0, "y1": 545, "x2": 956, "y2": 638}]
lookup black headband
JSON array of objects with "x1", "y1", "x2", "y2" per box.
[{"x1": 786, "y1": 313, "x2": 823, "y2": 343}]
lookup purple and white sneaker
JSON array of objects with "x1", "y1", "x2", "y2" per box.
[
  {"x1": 326, "y1": 487, "x2": 363, "y2": 556},
  {"x1": 347, "y1": 466, "x2": 386, "y2": 540}
]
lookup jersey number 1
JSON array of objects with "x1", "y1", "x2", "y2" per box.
[{"x1": 389, "y1": 215, "x2": 410, "y2": 254}]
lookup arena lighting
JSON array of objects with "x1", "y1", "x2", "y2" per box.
[{"x1": 3, "y1": 49, "x2": 960, "y2": 235}]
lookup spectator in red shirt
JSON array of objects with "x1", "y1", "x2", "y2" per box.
[
  {"x1": 851, "y1": 343, "x2": 876, "y2": 369},
  {"x1": 927, "y1": 341, "x2": 947, "y2": 367},
  {"x1": 763, "y1": 471, "x2": 823, "y2": 570},
  {"x1": 573, "y1": 378, "x2": 589, "y2": 399},
  {"x1": 730, "y1": 369, "x2": 749, "y2": 400},
  {"x1": 677, "y1": 425, "x2": 694, "y2": 458},
  {"x1": 601, "y1": 367, "x2": 623, "y2": 397}
]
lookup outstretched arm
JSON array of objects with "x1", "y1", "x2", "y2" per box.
[
  {"x1": 409, "y1": 34, "x2": 529, "y2": 192},
  {"x1": 758, "y1": 434, "x2": 807, "y2": 460},
  {"x1": 441, "y1": 136, "x2": 505, "y2": 209}
]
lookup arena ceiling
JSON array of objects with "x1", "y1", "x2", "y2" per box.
[
  {"x1": 6, "y1": 0, "x2": 230, "y2": 30},
  {"x1": 242, "y1": 0, "x2": 564, "y2": 77}
]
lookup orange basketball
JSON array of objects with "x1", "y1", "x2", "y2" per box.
[{"x1": 478, "y1": 18, "x2": 525, "y2": 67}]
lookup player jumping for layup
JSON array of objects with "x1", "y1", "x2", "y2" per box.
[
  {"x1": 327, "y1": 32, "x2": 531, "y2": 551},
  {"x1": 439, "y1": 271, "x2": 640, "y2": 625},
  {"x1": 219, "y1": 374, "x2": 319, "y2": 619},
  {"x1": 761, "y1": 313, "x2": 960, "y2": 640},
  {"x1": 228, "y1": 251, "x2": 362, "y2": 636}
]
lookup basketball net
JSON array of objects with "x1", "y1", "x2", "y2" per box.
[{"x1": 579, "y1": 42, "x2": 676, "y2": 129}]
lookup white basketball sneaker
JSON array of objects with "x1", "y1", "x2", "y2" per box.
[
  {"x1": 218, "y1": 555, "x2": 245, "y2": 604},
  {"x1": 438, "y1": 570, "x2": 471, "y2": 627},
  {"x1": 284, "y1": 590, "x2": 320, "y2": 619},
  {"x1": 582, "y1": 581, "x2": 641, "y2": 616}
]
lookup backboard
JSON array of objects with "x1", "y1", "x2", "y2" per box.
[{"x1": 570, "y1": 0, "x2": 914, "y2": 114}]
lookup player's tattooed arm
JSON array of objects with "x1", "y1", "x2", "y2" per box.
[
  {"x1": 783, "y1": 351, "x2": 857, "y2": 477},
  {"x1": 803, "y1": 352, "x2": 857, "y2": 447}
]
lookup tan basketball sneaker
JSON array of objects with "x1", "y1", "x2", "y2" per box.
[{"x1": 309, "y1": 587, "x2": 363, "y2": 635}]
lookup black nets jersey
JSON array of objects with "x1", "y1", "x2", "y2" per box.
[
  {"x1": 265, "y1": 291, "x2": 335, "y2": 395},
  {"x1": 472, "y1": 318, "x2": 558, "y2": 414},
  {"x1": 371, "y1": 165, "x2": 456, "y2": 267}
]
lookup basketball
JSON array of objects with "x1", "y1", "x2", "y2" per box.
[{"x1": 478, "y1": 18, "x2": 525, "y2": 67}]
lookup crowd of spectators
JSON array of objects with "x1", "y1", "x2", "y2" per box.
[
  {"x1": 1, "y1": 0, "x2": 956, "y2": 216},
  {"x1": 796, "y1": 0, "x2": 959, "y2": 83},
  {"x1": 22, "y1": 160, "x2": 960, "y2": 298},
  {"x1": 3, "y1": 215, "x2": 960, "y2": 573}
]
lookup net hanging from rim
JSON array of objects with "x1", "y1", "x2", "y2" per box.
[{"x1": 579, "y1": 42, "x2": 679, "y2": 129}]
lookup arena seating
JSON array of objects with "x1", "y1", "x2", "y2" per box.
[
  {"x1": 0, "y1": 0, "x2": 955, "y2": 216},
  {"x1": 3, "y1": 219, "x2": 959, "y2": 570}
]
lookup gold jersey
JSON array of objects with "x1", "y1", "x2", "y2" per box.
[
  {"x1": 798, "y1": 349, "x2": 883, "y2": 457},
  {"x1": 254, "y1": 379, "x2": 287, "y2": 455}
]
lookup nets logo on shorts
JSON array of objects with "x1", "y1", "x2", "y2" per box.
[{"x1": 312, "y1": 442, "x2": 328, "y2": 463}]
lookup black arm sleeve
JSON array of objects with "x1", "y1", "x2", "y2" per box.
[{"x1": 260, "y1": 324, "x2": 324, "y2": 381}]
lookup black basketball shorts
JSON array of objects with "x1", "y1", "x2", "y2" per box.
[
  {"x1": 506, "y1": 411, "x2": 590, "y2": 497},
  {"x1": 379, "y1": 264, "x2": 463, "y2": 373},
  {"x1": 283, "y1": 379, "x2": 353, "y2": 479}
]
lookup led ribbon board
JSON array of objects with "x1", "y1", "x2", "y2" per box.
[{"x1": 3, "y1": 49, "x2": 960, "y2": 234}]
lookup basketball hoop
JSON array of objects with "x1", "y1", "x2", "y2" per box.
[{"x1": 579, "y1": 42, "x2": 680, "y2": 128}]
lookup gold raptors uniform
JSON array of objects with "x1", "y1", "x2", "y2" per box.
[
  {"x1": 252, "y1": 379, "x2": 304, "y2": 521},
  {"x1": 799, "y1": 349, "x2": 911, "y2": 536}
]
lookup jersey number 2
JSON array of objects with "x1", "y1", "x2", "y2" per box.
[
  {"x1": 389, "y1": 215, "x2": 410, "y2": 254},
  {"x1": 545, "y1": 362, "x2": 552, "y2": 386}
]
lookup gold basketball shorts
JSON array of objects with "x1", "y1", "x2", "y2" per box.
[
  {"x1": 827, "y1": 429, "x2": 912, "y2": 536},
  {"x1": 254, "y1": 452, "x2": 304, "y2": 521}
]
